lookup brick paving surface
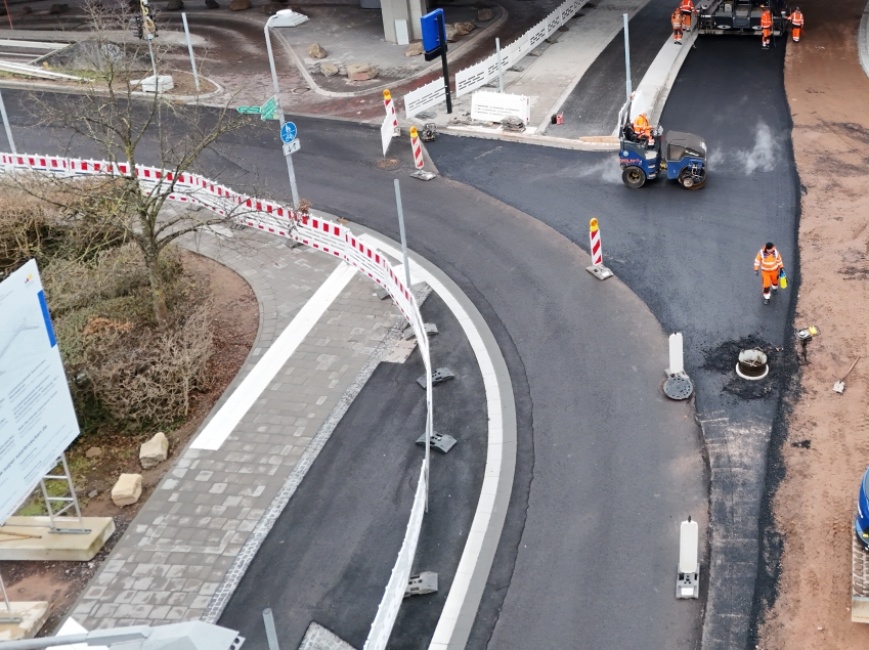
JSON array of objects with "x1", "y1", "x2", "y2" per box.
[{"x1": 71, "y1": 212, "x2": 404, "y2": 629}]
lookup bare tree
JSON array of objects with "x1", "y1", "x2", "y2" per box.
[{"x1": 13, "y1": 0, "x2": 261, "y2": 328}]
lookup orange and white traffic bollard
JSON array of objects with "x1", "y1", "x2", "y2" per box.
[
  {"x1": 410, "y1": 126, "x2": 425, "y2": 170},
  {"x1": 383, "y1": 89, "x2": 398, "y2": 130},
  {"x1": 586, "y1": 217, "x2": 613, "y2": 280}
]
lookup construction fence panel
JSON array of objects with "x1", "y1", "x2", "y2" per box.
[
  {"x1": 363, "y1": 463, "x2": 427, "y2": 650},
  {"x1": 404, "y1": 78, "x2": 447, "y2": 118}
]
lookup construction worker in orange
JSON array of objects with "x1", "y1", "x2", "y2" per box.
[
  {"x1": 672, "y1": 7, "x2": 684, "y2": 44},
  {"x1": 632, "y1": 113, "x2": 652, "y2": 142},
  {"x1": 679, "y1": 0, "x2": 695, "y2": 32},
  {"x1": 760, "y1": 5, "x2": 773, "y2": 49},
  {"x1": 754, "y1": 242, "x2": 785, "y2": 305},
  {"x1": 787, "y1": 7, "x2": 804, "y2": 42}
]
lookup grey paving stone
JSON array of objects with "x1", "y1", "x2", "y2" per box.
[{"x1": 73, "y1": 224, "x2": 404, "y2": 630}]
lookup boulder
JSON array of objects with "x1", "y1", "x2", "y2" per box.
[
  {"x1": 139, "y1": 431, "x2": 169, "y2": 469},
  {"x1": 404, "y1": 42, "x2": 424, "y2": 57},
  {"x1": 85, "y1": 446, "x2": 103, "y2": 459},
  {"x1": 205, "y1": 0, "x2": 220, "y2": 8},
  {"x1": 477, "y1": 7, "x2": 494, "y2": 21},
  {"x1": 166, "y1": 0, "x2": 184, "y2": 9},
  {"x1": 228, "y1": 0, "x2": 251, "y2": 10},
  {"x1": 320, "y1": 62, "x2": 340, "y2": 77},
  {"x1": 346, "y1": 63, "x2": 379, "y2": 82},
  {"x1": 454, "y1": 21, "x2": 476, "y2": 36},
  {"x1": 111, "y1": 474, "x2": 143, "y2": 506},
  {"x1": 49, "y1": 4, "x2": 70, "y2": 14},
  {"x1": 308, "y1": 43, "x2": 327, "y2": 59}
]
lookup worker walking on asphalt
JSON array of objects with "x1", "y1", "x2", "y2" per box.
[
  {"x1": 760, "y1": 5, "x2": 773, "y2": 49},
  {"x1": 679, "y1": 0, "x2": 695, "y2": 32},
  {"x1": 672, "y1": 7, "x2": 684, "y2": 44},
  {"x1": 754, "y1": 242, "x2": 785, "y2": 304},
  {"x1": 787, "y1": 7, "x2": 804, "y2": 42}
]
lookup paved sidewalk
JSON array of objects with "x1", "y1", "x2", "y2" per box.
[{"x1": 70, "y1": 209, "x2": 407, "y2": 629}]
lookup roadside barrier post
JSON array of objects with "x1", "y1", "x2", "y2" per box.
[
  {"x1": 384, "y1": 90, "x2": 399, "y2": 134},
  {"x1": 409, "y1": 126, "x2": 436, "y2": 182},
  {"x1": 586, "y1": 217, "x2": 613, "y2": 280}
]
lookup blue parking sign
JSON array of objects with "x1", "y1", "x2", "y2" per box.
[{"x1": 421, "y1": 9, "x2": 445, "y2": 55}]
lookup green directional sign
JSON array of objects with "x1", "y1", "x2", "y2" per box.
[
  {"x1": 237, "y1": 106, "x2": 261, "y2": 115},
  {"x1": 260, "y1": 96, "x2": 278, "y2": 121}
]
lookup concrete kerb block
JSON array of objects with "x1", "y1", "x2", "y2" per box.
[
  {"x1": 0, "y1": 601, "x2": 50, "y2": 641},
  {"x1": 405, "y1": 571, "x2": 438, "y2": 597},
  {"x1": 0, "y1": 517, "x2": 115, "y2": 561}
]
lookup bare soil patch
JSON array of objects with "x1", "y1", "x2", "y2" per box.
[
  {"x1": 0, "y1": 251, "x2": 258, "y2": 635},
  {"x1": 757, "y1": 3, "x2": 869, "y2": 648}
]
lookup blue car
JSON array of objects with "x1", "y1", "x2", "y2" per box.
[
  {"x1": 856, "y1": 467, "x2": 869, "y2": 548},
  {"x1": 619, "y1": 130, "x2": 707, "y2": 190}
]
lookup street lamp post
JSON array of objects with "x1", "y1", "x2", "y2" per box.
[{"x1": 264, "y1": 17, "x2": 300, "y2": 208}]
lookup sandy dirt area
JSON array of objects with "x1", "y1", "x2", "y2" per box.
[{"x1": 757, "y1": 1, "x2": 869, "y2": 648}]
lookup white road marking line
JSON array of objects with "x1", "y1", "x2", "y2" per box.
[{"x1": 191, "y1": 262, "x2": 357, "y2": 451}]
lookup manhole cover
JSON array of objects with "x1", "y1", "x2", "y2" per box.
[
  {"x1": 377, "y1": 157, "x2": 400, "y2": 170},
  {"x1": 663, "y1": 375, "x2": 694, "y2": 400}
]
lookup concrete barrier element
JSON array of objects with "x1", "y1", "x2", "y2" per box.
[
  {"x1": 0, "y1": 517, "x2": 115, "y2": 562},
  {"x1": 0, "y1": 601, "x2": 50, "y2": 641}
]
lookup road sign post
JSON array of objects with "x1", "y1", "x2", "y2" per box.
[
  {"x1": 280, "y1": 121, "x2": 297, "y2": 143},
  {"x1": 264, "y1": 16, "x2": 301, "y2": 207}
]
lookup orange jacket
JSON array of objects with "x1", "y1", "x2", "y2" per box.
[
  {"x1": 632, "y1": 114, "x2": 651, "y2": 138},
  {"x1": 760, "y1": 10, "x2": 773, "y2": 29},
  {"x1": 754, "y1": 247, "x2": 784, "y2": 272},
  {"x1": 672, "y1": 9, "x2": 683, "y2": 28},
  {"x1": 679, "y1": 0, "x2": 694, "y2": 13},
  {"x1": 788, "y1": 10, "x2": 803, "y2": 26}
]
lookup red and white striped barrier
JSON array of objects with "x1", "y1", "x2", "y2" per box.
[
  {"x1": 383, "y1": 89, "x2": 398, "y2": 130},
  {"x1": 409, "y1": 126, "x2": 424, "y2": 170},
  {"x1": 586, "y1": 217, "x2": 613, "y2": 280}
]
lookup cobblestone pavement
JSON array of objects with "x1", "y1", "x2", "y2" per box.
[{"x1": 70, "y1": 209, "x2": 407, "y2": 629}]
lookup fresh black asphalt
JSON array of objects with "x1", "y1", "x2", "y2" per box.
[{"x1": 430, "y1": 35, "x2": 797, "y2": 650}]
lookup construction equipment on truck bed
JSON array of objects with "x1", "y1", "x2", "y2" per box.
[{"x1": 697, "y1": 0, "x2": 787, "y2": 36}]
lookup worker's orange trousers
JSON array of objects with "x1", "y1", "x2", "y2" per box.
[
  {"x1": 792, "y1": 26, "x2": 801, "y2": 41},
  {"x1": 761, "y1": 269, "x2": 779, "y2": 294}
]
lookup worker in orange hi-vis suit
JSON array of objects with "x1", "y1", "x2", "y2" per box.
[
  {"x1": 754, "y1": 242, "x2": 785, "y2": 304},
  {"x1": 760, "y1": 6, "x2": 773, "y2": 49},
  {"x1": 679, "y1": 0, "x2": 695, "y2": 31},
  {"x1": 787, "y1": 7, "x2": 804, "y2": 42},
  {"x1": 632, "y1": 113, "x2": 652, "y2": 141},
  {"x1": 672, "y1": 8, "x2": 684, "y2": 44}
]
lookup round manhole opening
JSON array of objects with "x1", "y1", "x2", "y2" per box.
[
  {"x1": 663, "y1": 375, "x2": 694, "y2": 400},
  {"x1": 735, "y1": 349, "x2": 769, "y2": 381},
  {"x1": 377, "y1": 157, "x2": 401, "y2": 170}
]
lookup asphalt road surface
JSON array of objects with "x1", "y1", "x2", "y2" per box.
[
  {"x1": 3, "y1": 81, "x2": 707, "y2": 650},
  {"x1": 430, "y1": 35, "x2": 797, "y2": 650}
]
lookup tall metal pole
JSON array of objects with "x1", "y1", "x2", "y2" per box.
[
  {"x1": 437, "y1": 12, "x2": 452, "y2": 114},
  {"x1": 181, "y1": 12, "x2": 200, "y2": 93},
  {"x1": 146, "y1": 34, "x2": 158, "y2": 80},
  {"x1": 264, "y1": 18, "x2": 300, "y2": 208},
  {"x1": 0, "y1": 88, "x2": 16, "y2": 154},
  {"x1": 623, "y1": 13, "x2": 632, "y2": 105},
  {"x1": 394, "y1": 179, "x2": 429, "y2": 509},
  {"x1": 495, "y1": 37, "x2": 504, "y2": 93}
]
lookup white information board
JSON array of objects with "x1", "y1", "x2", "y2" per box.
[
  {"x1": 0, "y1": 259, "x2": 80, "y2": 522},
  {"x1": 471, "y1": 90, "x2": 531, "y2": 125}
]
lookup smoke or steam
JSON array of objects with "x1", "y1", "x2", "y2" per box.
[{"x1": 733, "y1": 122, "x2": 780, "y2": 174}]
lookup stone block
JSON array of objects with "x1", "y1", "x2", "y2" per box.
[
  {"x1": 140, "y1": 431, "x2": 169, "y2": 469},
  {"x1": 346, "y1": 63, "x2": 378, "y2": 82},
  {"x1": 112, "y1": 473, "x2": 143, "y2": 506}
]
